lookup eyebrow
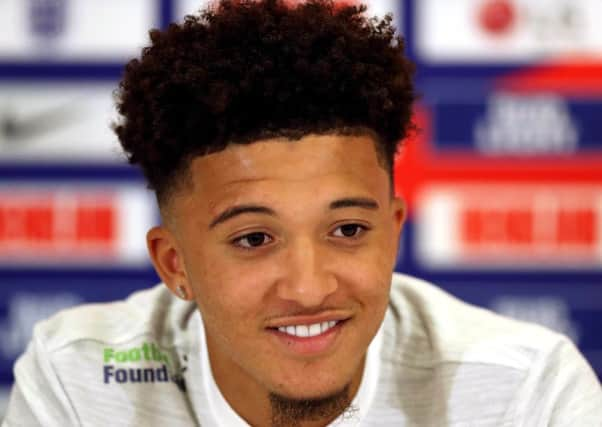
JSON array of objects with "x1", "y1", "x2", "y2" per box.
[
  {"x1": 329, "y1": 197, "x2": 380, "y2": 211},
  {"x1": 209, "y1": 197, "x2": 379, "y2": 229},
  {"x1": 209, "y1": 205, "x2": 276, "y2": 229}
]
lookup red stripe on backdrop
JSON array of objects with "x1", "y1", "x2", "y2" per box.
[
  {"x1": 394, "y1": 104, "x2": 602, "y2": 217},
  {"x1": 497, "y1": 60, "x2": 602, "y2": 96}
]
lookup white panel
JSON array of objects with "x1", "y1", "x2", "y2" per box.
[
  {"x1": 175, "y1": 0, "x2": 212, "y2": 19},
  {"x1": 0, "y1": 83, "x2": 124, "y2": 162},
  {"x1": 116, "y1": 187, "x2": 157, "y2": 265},
  {"x1": 0, "y1": 0, "x2": 158, "y2": 61},
  {"x1": 175, "y1": 0, "x2": 402, "y2": 30},
  {"x1": 417, "y1": 0, "x2": 602, "y2": 63},
  {"x1": 415, "y1": 183, "x2": 602, "y2": 270},
  {"x1": 0, "y1": 183, "x2": 157, "y2": 267},
  {"x1": 416, "y1": 188, "x2": 461, "y2": 267}
]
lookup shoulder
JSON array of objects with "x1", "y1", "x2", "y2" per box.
[
  {"x1": 387, "y1": 272, "x2": 566, "y2": 369},
  {"x1": 7, "y1": 285, "x2": 199, "y2": 425},
  {"x1": 34, "y1": 284, "x2": 197, "y2": 353},
  {"x1": 379, "y1": 274, "x2": 602, "y2": 424}
]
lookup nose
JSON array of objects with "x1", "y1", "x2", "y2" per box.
[{"x1": 275, "y1": 236, "x2": 337, "y2": 307}]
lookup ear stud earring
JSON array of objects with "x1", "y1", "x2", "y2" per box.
[{"x1": 175, "y1": 285, "x2": 188, "y2": 300}]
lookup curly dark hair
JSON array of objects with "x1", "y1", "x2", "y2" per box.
[{"x1": 114, "y1": 0, "x2": 416, "y2": 205}]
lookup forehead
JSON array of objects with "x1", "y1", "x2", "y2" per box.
[
  {"x1": 197, "y1": 133, "x2": 383, "y2": 184},
  {"x1": 168, "y1": 133, "x2": 390, "y2": 219}
]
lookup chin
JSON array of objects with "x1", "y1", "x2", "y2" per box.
[
  {"x1": 274, "y1": 383, "x2": 350, "y2": 402},
  {"x1": 270, "y1": 371, "x2": 353, "y2": 401}
]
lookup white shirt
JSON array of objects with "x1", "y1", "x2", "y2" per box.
[{"x1": 3, "y1": 274, "x2": 601, "y2": 426}]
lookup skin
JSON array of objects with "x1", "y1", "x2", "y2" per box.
[{"x1": 147, "y1": 133, "x2": 405, "y2": 426}]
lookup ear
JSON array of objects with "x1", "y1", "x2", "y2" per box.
[
  {"x1": 391, "y1": 196, "x2": 406, "y2": 234},
  {"x1": 390, "y1": 196, "x2": 406, "y2": 263},
  {"x1": 146, "y1": 225, "x2": 192, "y2": 300}
]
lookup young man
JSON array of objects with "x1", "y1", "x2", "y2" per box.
[{"x1": 4, "y1": 1, "x2": 601, "y2": 426}]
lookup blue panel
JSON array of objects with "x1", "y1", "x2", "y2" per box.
[
  {"x1": 0, "y1": 274, "x2": 159, "y2": 384},
  {"x1": 432, "y1": 98, "x2": 602, "y2": 152}
]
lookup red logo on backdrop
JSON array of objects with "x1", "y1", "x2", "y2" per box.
[
  {"x1": 478, "y1": 0, "x2": 516, "y2": 36},
  {"x1": 461, "y1": 200, "x2": 596, "y2": 254},
  {"x1": 0, "y1": 193, "x2": 116, "y2": 259},
  {"x1": 415, "y1": 186, "x2": 600, "y2": 267}
]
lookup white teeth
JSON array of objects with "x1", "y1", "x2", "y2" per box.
[
  {"x1": 308, "y1": 323, "x2": 321, "y2": 336},
  {"x1": 276, "y1": 321, "x2": 339, "y2": 337},
  {"x1": 298, "y1": 325, "x2": 309, "y2": 337}
]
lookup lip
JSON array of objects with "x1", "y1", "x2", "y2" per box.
[{"x1": 266, "y1": 319, "x2": 348, "y2": 356}]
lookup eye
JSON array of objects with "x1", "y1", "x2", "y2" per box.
[
  {"x1": 233, "y1": 232, "x2": 273, "y2": 249},
  {"x1": 332, "y1": 223, "x2": 368, "y2": 238}
]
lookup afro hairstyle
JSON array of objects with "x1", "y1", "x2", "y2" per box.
[{"x1": 114, "y1": 0, "x2": 416, "y2": 205}]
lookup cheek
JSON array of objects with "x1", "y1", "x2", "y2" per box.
[
  {"x1": 330, "y1": 245, "x2": 395, "y2": 320},
  {"x1": 185, "y1": 245, "x2": 276, "y2": 319},
  {"x1": 331, "y1": 248, "x2": 393, "y2": 304},
  {"x1": 349, "y1": 228, "x2": 397, "y2": 274}
]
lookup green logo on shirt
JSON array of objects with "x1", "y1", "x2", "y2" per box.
[
  {"x1": 103, "y1": 342, "x2": 170, "y2": 366},
  {"x1": 101, "y1": 342, "x2": 187, "y2": 391}
]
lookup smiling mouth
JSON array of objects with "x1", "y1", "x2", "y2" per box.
[
  {"x1": 273, "y1": 320, "x2": 340, "y2": 338},
  {"x1": 267, "y1": 318, "x2": 348, "y2": 355}
]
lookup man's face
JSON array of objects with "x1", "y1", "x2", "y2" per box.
[{"x1": 162, "y1": 133, "x2": 404, "y2": 409}]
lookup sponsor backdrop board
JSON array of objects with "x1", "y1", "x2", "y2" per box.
[
  {"x1": 174, "y1": 0, "x2": 403, "y2": 26},
  {"x1": 0, "y1": 183, "x2": 155, "y2": 267},
  {"x1": 0, "y1": 0, "x2": 601, "y2": 419},
  {"x1": 399, "y1": 0, "x2": 602, "y2": 381},
  {"x1": 0, "y1": 0, "x2": 159, "y2": 62},
  {"x1": 0, "y1": 83, "x2": 125, "y2": 162},
  {"x1": 415, "y1": 0, "x2": 602, "y2": 63}
]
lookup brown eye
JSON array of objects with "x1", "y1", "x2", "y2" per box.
[
  {"x1": 234, "y1": 232, "x2": 273, "y2": 249},
  {"x1": 332, "y1": 224, "x2": 367, "y2": 238}
]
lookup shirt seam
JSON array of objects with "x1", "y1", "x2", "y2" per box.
[
  {"x1": 385, "y1": 358, "x2": 532, "y2": 373},
  {"x1": 35, "y1": 331, "x2": 83, "y2": 427},
  {"x1": 42, "y1": 328, "x2": 186, "y2": 355}
]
